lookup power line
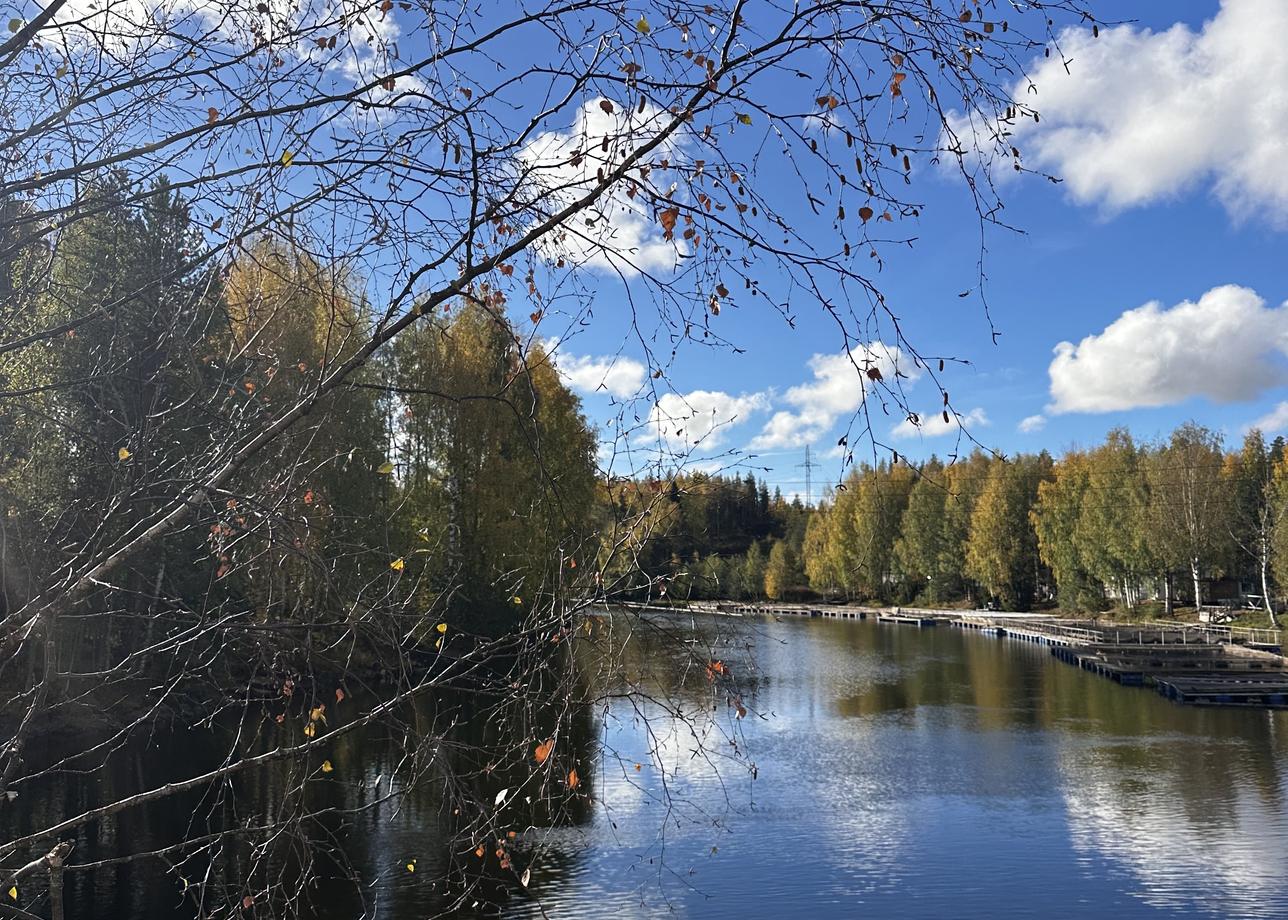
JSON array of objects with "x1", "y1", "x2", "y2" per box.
[{"x1": 795, "y1": 444, "x2": 821, "y2": 507}]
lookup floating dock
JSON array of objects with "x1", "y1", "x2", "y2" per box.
[{"x1": 662, "y1": 601, "x2": 1288, "y2": 710}]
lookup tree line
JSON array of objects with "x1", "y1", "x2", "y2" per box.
[
  {"x1": 801, "y1": 424, "x2": 1288, "y2": 625},
  {"x1": 0, "y1": 175, "x2": 600, "y2": 671}
]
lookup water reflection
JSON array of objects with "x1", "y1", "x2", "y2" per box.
[{"x1": 7, "y1": 612, "x2": 1288, "y2": 918}]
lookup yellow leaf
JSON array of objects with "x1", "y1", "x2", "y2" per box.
[
  {"x1": 434, "y1": 637, "x2": 442, "y2": 649},
  {"x1": 55, "y1": 64, "x2": 67, "y2": 78},
  {"x1": 406, "y1": 861, "x2": 416, "y2": 873},
  {"x1": 8, "y1": 886, "x2": 16, "y2": 901},
  {"x1": 280, "y1": 150, "x2": 295, "y2": 166},
  {"x1": 435, "y1": 622, "x2": 447, "y2": 634},
  {"x1": 8, "y1": 18, "x2": 22, "y2": 32},
  {"x1": 118, "y1": 447, "x2": 131, "y2": 461},
  {"x1": 736, "y1": 113, "x2": 752, "y2": 126},
  {"x1": 390, "y1": 557, "x2": 405, "y2": 572},
  {"x1": 303, "y1": 723, "x2": 316, "y2": 738},
  {"x1": 377, "y1": 461, "x2": 395, "y2": 474},
  {"x1": 321, "y1": 760, "x2": 333, "y2": 773},
  {"x1": 512, "y1": 596, "x2": 522, "y2": 605},
  {"x1": 635, "y1": 15, "x2": 650, "y2": 34}
]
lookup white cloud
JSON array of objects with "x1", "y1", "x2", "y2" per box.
[
  {"x1": 1018, "y1": 414, "x2": 1047, "y2": 434},
  {"x1": 1008, "y1": 0, "x2": 1288, "y2": 224},
  {"x1": 517, "y1": 99, "x2": 682, "y2": 274},
  {"x1": 1047, "y1": 285, "x2": 1288, "y2": 414},
  {"x1": 748, "y1": 344, "x2": 919, "y2": 449},
  {"x1": 892, "y1": 407, "x2": 988, "y2": 440},
  {"x1": 1246, "y1": 402, "x2": 1288, "y2": 436},
  {"x1": 645, "y1": 390, "x2": 768, "y2": 451},
  {"x1": 555, "y1": 353, "x2": 646, "y2": 399}
]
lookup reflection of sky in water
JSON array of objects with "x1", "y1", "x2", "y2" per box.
[{"x1": 509, "y1": 616, "x2": 1288, "y2": 919}]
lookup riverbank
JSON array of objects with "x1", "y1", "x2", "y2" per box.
[{"x1": 617, "y1": 599, "x2": 1288, "y2": 709}]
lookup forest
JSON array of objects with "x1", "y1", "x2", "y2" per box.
[{"x1": 799, "y1": 426, "x2": 1288, "y2": 625}]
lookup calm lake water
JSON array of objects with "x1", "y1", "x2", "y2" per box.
[{"x1": 11, "y1": 611, "x2": 1288, "y2": 918}]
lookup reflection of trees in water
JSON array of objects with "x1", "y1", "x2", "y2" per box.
[
  {"x1": 2, "y1": 656, "x2": 605, "y2": 918},
  {"x1": 1054, "y1": 715, "x2": 1288, "y2": 917}
]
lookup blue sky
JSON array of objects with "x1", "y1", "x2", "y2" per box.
[{"x1": 537, "y1": 0, "x2": 1288, "y2": 500}]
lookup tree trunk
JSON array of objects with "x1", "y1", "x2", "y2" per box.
[
  {"x1": 1163, "y1": 572, "x2": 1173, "y2": 616},
  {"x1": 1191, "y1": 558, "x2": 1202, "y2": 613}
]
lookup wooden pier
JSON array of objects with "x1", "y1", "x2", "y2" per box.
[{"x1": 651, "y1": 600, "x2": 1288, "y2": 710}]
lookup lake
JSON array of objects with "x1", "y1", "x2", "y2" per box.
[{"x1": 10, "y1": 610, "x2": 1288, "y2": 918}]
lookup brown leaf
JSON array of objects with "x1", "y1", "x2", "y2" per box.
[
  {"x1": 659, "y1": 207, "x2": 679, "y2": 238},
  {"x1": 858, "y1": 206, "x2": 874, "y2": 222},
  {"x1": 865, "y1": 366, "x2": 883, "y2": 382},
  {"x1": 206, "y1": 107, "x2": 219, "y2": 124},
  {"x1": 599, "y1": 99, "x2": 614, "y2": 114}
]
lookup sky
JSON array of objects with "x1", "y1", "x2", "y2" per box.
[{"x1": 536, "y1": 0, "x2": 1288, "y2": 501}]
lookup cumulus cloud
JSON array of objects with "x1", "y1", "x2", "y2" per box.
[
  {"x1": 517, "y1": 99, "x2": 682, "y2": 274},
  {"x1": 892, "y1": 407, "x2": 989, "y2": 440},
  {"x1": 1008, "y1": 0, "x2": 1288, "y2": 223},
  {"x1": 645, "y1": 390, "x2": 768, "y2": 451},
  {"x1": 556, "y1": 353, "x2": 646, "y2": 399},
  {"x1": 748, "y1": 344, "x2": 919, "y2": 449},
  {"x1": 1047, "y1": 285, "x2": 1288, "y2": 414},
  {"x1": 1018, "y1": 414, "x2": 1047, "y2": 434},
  {"x1": 1246, "y1": 402, "x2": 1288, "y2": 436}
]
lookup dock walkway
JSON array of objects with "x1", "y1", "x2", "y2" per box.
[{"x1": 662, "y1": 601, "x2": 1288, "y2": 709}]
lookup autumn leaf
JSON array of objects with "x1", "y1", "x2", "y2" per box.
[
  {"x1": 475, "y1": 844, "x2": 485, "y2": 858},
  {"x1": 8, "y1": 18, "x2": 22, "y2": 32},
  {"x1": 599, "y1": 99, "x2": 614, "y2": 114},
  {"x1": 335, "y1": 687, "x2": 345, "y2": 703},
  {"x1": 858, "y1": 206, "x2": 874, "y2": 222},
  {"x1": 7, "y1": 886, "x2": 16, "y2": 901},
  {"x1": 321, "y1": 760, "x2": 334, "y2": 773},
  {"x1": 207, "y1": 107, "x2": 219, "y2": 124},
  {"x1": 303, "y1": 723, "x2": 316, "y2": 738},
  {"x1": 279, "y1": 150, "x2": 294, "y2": 167},
  {"x1": 566, "y1": 768, "x2": 580, "y2": 789},
  {"x1": 736, "y1": 112, "x2": 752, "y2": 125},
  {"x1": 390, "y1": 557, "x2": 405, "y2": 572},
  {"x1": 534, "y1": 738, "x2": 554, "y2": 764},
  {"x1": 406, "y1": 860, "x2": 415, "y2": 873},
  {"x1": 435, "y1": 622, "x2": 448, "y2": 634},
  {"x1": 118, "y1": 447, "x2": 131, "y2": 461},
  {"x1": 377, "y1": 460, "x2": 395, "y2": 474},
  {"x1": 635, "y1": 15, "x2": 650, "y2": 34},
  {"x1": 303, "y1": 488, "x2": 314, "y2": 505},
  {"x1": 658, "y1": 207, "x2": 679, "y2": 239},
  {"x1": 866, "y1": 366, "x2": 883, "y2": 382}
]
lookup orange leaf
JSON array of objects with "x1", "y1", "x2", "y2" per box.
[
  {"x1": 567, "y1": 768, "x2": 580, "y2": 789},
  {"x1": 534, "y1": 738, "x2": 554, "y2": 764}
]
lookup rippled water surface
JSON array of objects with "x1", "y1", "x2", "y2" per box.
[{"x1": 19, "y1": 613, "x2": 1288, "y2": 918}]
